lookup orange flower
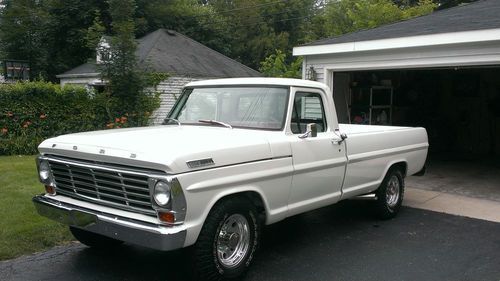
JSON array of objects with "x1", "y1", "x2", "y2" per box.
[
  {"x1": 115, "y1": 117, "x2": 120, "y2": 123},
  {"x1": 106, "y1": 123, "x2": 114, "y2": 129},
  {"x1": 40, "y1": 114, "x2": 47, "y2": 119},
  {"x1": 120, "y1": 116, "x2": 127, "y2": 124},
  {"x1": 1, "y1": 128, "x2": 7, "y2": 134}
]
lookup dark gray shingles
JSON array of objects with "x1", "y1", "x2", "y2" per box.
[
  {"x1": 59, "y1": 29, "x2": 260, "y2": 78},
  {"x1": 303, "y1": 0, "x2": 500, "y2": 46},
  {"x1": 141, "y1": 29, "x2": 260, "y2": 77},
  {"x1": 57, "y1": 62, "x2": 98, "y2": 76}
]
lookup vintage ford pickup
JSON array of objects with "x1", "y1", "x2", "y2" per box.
[{"x1": 33, "y1": 78, "x2": 428, "y2": 280}]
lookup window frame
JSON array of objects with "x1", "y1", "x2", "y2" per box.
[
  {"x1": 167, "y1": 85, "x2": 291, "y2": 131},
  {"x1": 289, "y1": 91, "x2": 328, "y2": 135}
]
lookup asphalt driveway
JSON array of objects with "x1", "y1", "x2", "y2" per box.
[{"x1": 1, "y1": 202, "x2": 499, "y2": 281}]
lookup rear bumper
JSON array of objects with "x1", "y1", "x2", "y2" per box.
[{"x1": 32, "y1": 195, "x2": 186, "y2": 251}]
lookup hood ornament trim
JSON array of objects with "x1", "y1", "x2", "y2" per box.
[{"x1": 186, "y1": 158, "x2": 215, "y2": 169}]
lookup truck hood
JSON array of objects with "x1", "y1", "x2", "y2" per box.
[{"x1": 38, "y1": 126, "x2": 280, "y2": 174}]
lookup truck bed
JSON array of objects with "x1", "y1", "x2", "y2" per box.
[{"x1": 339, "y1": 124, "x2": 428, "y2": 199}]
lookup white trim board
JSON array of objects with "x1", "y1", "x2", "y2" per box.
[{"x1": 293, "y1": 28, "x2": 500, "y2": 56}]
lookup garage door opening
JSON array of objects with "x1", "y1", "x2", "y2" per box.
[{"x1": 333, "y1": 67, "x2": 500, "y2": 157}]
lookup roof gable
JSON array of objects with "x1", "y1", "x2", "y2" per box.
[
  {"x1": 58, "y1": 29, "x2": 260, "y2": 78},
  {"x1": 138, "y1": 29, "x2": 260, "y2": 78}
]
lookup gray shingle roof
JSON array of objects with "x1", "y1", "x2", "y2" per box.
[
  {"x1": 303, "y1": 0, "x2": 500, "y2": 47},
  {"x1": 57, "y1": 62, "x2": 98, "y2": 76},
  {"x1": 58, "y1": 29, "x2": 261, "y2": 78}
]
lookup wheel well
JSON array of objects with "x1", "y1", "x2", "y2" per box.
[
  {"x1": 216, "y1": 191, "x2": 266, "y2": 221},
  {"x1": 390, "y1": 162, "x2": 408, "y2": 177}
]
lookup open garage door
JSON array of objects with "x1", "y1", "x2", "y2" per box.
[{"x1": 332, "y1": 67, "x2": 500, "y2": 157}]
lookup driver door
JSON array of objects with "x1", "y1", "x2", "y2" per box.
[{"x1": 287, "y1": 88, "x2": 347, "y2": 216}]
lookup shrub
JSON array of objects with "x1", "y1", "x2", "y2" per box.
[{"x1": 0, "y1": 81, "x2": 160, "y2": 155}]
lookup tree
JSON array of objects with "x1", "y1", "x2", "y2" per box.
[
  {"x1": 311, "y1": 0, "x2": 437, "y2": 40},
  {"x1": 0, "y1": 0, "x2": 49, "y2": 79},
  {"x1": 134, "y1": 0, "x2": 232, "y2": 54},
  {"x1": 206, "y1": 0, "x2": 318, "y2": 69},
  {"x1": 43, "y1": 0, "x2": 111, "y2": 81},
  {"x1": 259, "y1": 49, "x2": 302, "y2": 78},
  {"x1": 99, "y1": 0, "x2": 163, "y2": 126}
]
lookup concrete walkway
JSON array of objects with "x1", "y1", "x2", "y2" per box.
[
  {"x1": 404, "y1": 187, "x2": 500, "y2": 223},
  {"x1": 403, "y1": 158, "x2": 500, "y2": 223}
]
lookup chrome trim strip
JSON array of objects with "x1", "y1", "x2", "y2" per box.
[
  {"x1": 179, "y1": 155, "x2": 293, "y2": 175},
  {"x1": 41, "y1": 155, "x2": 163, "y2": 177}
]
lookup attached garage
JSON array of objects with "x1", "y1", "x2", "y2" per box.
[{"x1": 293, "y1": 0, "x2": 500, "y2": 157}]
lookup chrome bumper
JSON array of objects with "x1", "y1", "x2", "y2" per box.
[{"x1": 32, "y1": 195, "x2": 186, "y2": 251}]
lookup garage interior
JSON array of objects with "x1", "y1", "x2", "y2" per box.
[
  {"x1": 333, "y1": 67, "x2": 500, "y2": 158},
  {"x1": 332, "y1": 67, "x2": 500, "y2": 201}
]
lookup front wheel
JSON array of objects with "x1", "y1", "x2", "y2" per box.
[
  {"x1": 70, "y1": 226, "x2": 124, "y2": 248},
  {"x1": 191, "y1": 197, "x2": 261, "y2": 281},
  {"x1": 373, "y1": 168, "x2": 405, "y2": 219}
]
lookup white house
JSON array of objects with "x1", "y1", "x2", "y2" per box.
[
  {"x1": 294, "y1": 0, "x2": 500, "y2": 156},
  {"x1": 57, "y1": 29, "x2": 261, "y2": 124}
]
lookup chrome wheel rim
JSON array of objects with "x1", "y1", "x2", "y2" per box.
[
  {"x1": 216, "y1": 214, "x2": 250, "y2": 268},
  {"x1": 386, "y1": 175, "x2": 400, "y2": 208}
]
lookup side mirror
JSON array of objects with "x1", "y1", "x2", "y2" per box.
[{"x1": 299, "y1": 123, "x2": 317, "y2": 139}]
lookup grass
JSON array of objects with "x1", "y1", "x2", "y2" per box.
[{"x1": 0, "y1": 155, "x2": 73, "y2": 260}]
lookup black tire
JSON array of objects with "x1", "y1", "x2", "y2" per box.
[
  {"x1": 191, "y1": 197, "x2": 261, "y2": 281},
  {"x1": 373, "y1": 168, "x2": 405, "y2": 220},
  {"x1": 70, "y1": 226, "x2": 124, "y2": 248}
]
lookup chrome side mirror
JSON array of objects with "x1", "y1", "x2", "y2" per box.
[{"x1": 299, "y1": 123, "x2": 317, "y2": 139}]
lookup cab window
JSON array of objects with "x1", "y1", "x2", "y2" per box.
[{"x1": 291, "y1": 92, "x2": 327, "y2": 134}]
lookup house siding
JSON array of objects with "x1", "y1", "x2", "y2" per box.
[{"x1": 150, "y1": 76, "x2": 202, "y2": 125}]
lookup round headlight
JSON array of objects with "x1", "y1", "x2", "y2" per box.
[
  {"x1": 153, "y1": 181, "x2": 171, "y2": 206},
  {"x1": 39, "y1": 161, "x2": 50, "y2": 182}
]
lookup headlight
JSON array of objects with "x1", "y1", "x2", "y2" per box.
[
  {"x1": 38, "y1": 160, "x2": 50, "y2": 182},
  {"x1": 153, "y1": 181, "x2": 171, "y2": 206}
]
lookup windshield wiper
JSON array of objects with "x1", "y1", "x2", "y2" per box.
[
  {"x1": 198, "y1": 119, "x2": 232, "y2": 129},
  {"x1": 163, "y1": 118, "x2": 181, "y2": 126}
]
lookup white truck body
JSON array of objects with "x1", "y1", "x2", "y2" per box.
[{"x1": 33, "y1": 78, "x2": 428, "y2": 277}]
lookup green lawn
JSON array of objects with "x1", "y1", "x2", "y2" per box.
[{"x1": 0, "y1": 155, "x2": 73, "y2": 260}]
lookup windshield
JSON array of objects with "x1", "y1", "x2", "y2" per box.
[{"x1": 169, "y1": 87, "x2": 289, "y2": 130}]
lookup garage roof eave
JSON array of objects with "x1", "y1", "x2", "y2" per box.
[{"x1": 293, "y1": 28, "x2": 500, "y2": 56}]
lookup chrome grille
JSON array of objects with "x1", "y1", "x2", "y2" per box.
[{"x1": 47, "y1": 157, "x2": 157, "y2": 215}]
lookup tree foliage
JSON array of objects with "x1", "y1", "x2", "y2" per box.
[
  {"x1": 99, "y1": 0, "x2": 162, "y2": 126},
  {"x1": 308, "y1": 0, "x2": 437, "y2": 40},
  {"x1": 0, "y1": 0, "x2": 449, "y2": 82},
  {"x1": 259, "y1": 49, "x2": 302, "y2": 78}
]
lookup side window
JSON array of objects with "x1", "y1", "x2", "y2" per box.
[{"x1": 291, "y1": 92, "x2": 327, "y2": 134}]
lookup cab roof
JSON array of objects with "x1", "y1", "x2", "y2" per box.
[{"x1": 186, "y1": 78, "x2": 329, "y2": 92}]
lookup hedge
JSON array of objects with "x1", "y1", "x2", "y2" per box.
[{"x1": 0, "y1": 82, "x2": 111, "y2": 155}]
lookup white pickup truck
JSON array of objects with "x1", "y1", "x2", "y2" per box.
[{"x1": 33, "y1": 78, "x2": 428, "y2": 280}]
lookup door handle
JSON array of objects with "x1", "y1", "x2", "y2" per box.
[
  {"x1": 331, "y1": 139, "x2": 343, "y2": 145},
  {"x1": 331, "y1": 133, "x2": 347, "y2": 145}
]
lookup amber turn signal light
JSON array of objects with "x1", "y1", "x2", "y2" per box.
[
  {"x1": 158, "y1": 211, "x2": 175, "y2": 224},
  {"x1": 45, "y1": 185, "x2": 56, "y2": 195}
]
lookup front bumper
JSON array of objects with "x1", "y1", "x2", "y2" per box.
[{"x1": 33, "y1": 195, "x2": 186, "y2": 251}]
